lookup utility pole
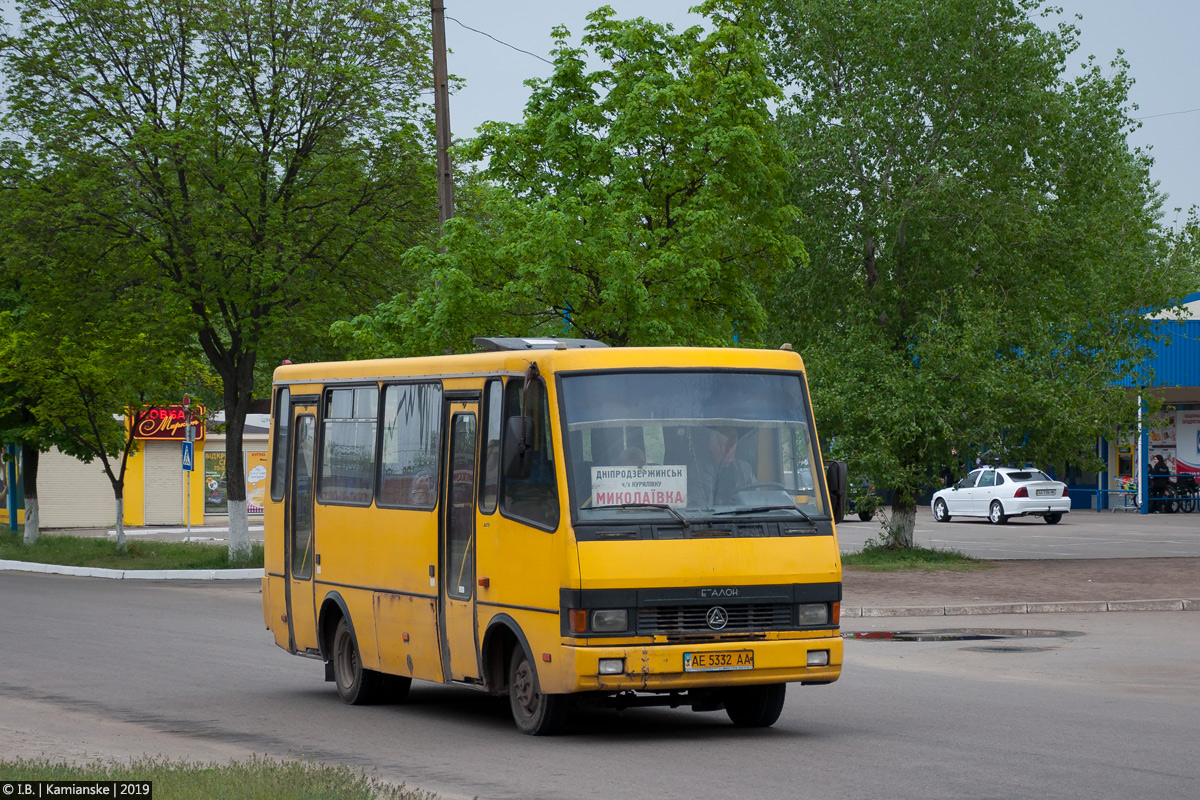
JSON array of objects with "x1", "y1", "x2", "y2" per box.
[{"x1": 431, "y1": 0, "x2": 455, "y2": 234}]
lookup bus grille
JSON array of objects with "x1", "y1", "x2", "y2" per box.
[{"x1": 637, "y1": 604, "x2": 793, "y2": 635}]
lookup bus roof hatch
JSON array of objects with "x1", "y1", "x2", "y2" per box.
[{"x1": 473, "y1": 337, "x2": 609, "y2": 351}]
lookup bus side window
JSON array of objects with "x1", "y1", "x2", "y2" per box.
[
  {"x1": 270, "y1": 387, "x2": 290, "y2": 502},
  {"x1": 318, "y1": 386, "x2": 378, "y2": 506},
  {"x1": 378, "y1": 383, "x2": 442, "y2": 509},
  {"x1": 502, "y1": 376, "x2": 559, "y2": 530},
  {"x1": 480, "y1": 380, "x2": 502, "y2": 514}
]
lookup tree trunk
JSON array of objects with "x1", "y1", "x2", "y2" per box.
[
  {"x1": 228, "y1": 500, "x2": 249, "y2": 563},
  {"x1": 222, "y1": 351, "x2": 257, "y2": 561},
  {"x1": 114, "y1": 495, "x2": 125, "y2": 551},
  {"x1": 884, "y1": 489, "x2": 917, "y2": 548},
  {"x1": 22, "y1": 444, "x2": 39, "y2": 545}
]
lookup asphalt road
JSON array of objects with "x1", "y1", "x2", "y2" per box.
[
  {"x1": 837, "y1": 505, "x2": 1200, "y2": 558},
  {"x1": 1, "y1": 573, "x2": 1197, "y2": 799}
]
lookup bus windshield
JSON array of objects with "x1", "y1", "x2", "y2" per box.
[{"x1": 560, "y1": 371, "x2": 826, "y2": 521}]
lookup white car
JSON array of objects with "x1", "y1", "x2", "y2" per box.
[{"x1": 931, "y1": 466, "x2": 1070, "y2": 524}]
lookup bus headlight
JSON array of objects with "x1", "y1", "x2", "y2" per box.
[
  {"x1": 797, "y1": 603, "x2": 830, "y2": 626},
  {"x1": 591, "y1": 609, "x2": 628, "y2": 632},
  {"x1": 807, "y1": 650, "x2": 830, "y2": 667}
]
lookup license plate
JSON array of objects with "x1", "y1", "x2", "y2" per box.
[
  {"x1": 683, "y1": 650, "x2": 754, "y2": 672},
  {"x1": 1036, "y1": 489, "x2": 1056, "y2": 496}
]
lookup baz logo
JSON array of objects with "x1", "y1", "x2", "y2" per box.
[
  {"x1": 700, "y1": 587, "x2": 739, "y2": 598},
  {"x1": 706, "y1": 607, "x2": 729, "y2": 630}
]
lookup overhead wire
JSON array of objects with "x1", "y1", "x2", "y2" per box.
[
  {"x1": 445, "y1": 15, "x2": 554, "y2": 66},
  {"x1": 1134, "y1": 107, "x2": 1200, "y2": 121}
]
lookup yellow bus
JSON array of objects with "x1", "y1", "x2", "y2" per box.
[{"x1": 262, "y1": 337, "x2": 846, "y2": 734}]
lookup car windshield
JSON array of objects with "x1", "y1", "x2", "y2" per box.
[
  {"x1": 1008, "y1": 471, "x2": 1053, "y2": 482},
  {"x1": 559, "y1": 371, "x2": 826, "y2": 521}
]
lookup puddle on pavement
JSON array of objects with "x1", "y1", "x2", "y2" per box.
[{"x1": 844, "y1": 628, "x2": 1083, "y2": 643}]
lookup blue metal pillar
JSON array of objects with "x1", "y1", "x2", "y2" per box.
[{"x1": 6, "y1": 445, "x2": 16, "y2": 531}]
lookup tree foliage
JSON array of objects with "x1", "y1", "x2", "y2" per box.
[
  {"x1": 0, "y1": 155, "x2": 201, "y2": 547},
  {"x1": 763, "y1": 0, "x2": 1188, "y2": 544},
  {"x1": 2, "y1": 0, "x2": 438, "y2": 555},
  {"x1": 338, "y1": 0, "x2": 804, "y2": 355}
]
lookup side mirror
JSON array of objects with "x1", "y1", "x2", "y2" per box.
[
  {"x1": 826, "y1": 460, "x2": 847, "y2": 524},
  {"x1": 503, "y1": 416, "x2": 535, "y2": 479}
]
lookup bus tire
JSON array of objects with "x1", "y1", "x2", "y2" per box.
[
  {"x1": 724, "y1": 682, "x2": 786, "y2": 728},
  {"x1": 332, "y1": 618, "x2": 383, "y2": 705},
  {"x1": 508, "y1": 646, "x2": 567, "y2": 735}
]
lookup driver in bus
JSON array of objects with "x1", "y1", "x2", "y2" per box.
[{"x1": 691, "y1": 426, "x2": 755, "y2": 507}]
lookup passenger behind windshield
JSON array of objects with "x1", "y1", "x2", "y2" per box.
[{"x1": 691, "y1": 427, "x2": 755, "y2": 507}]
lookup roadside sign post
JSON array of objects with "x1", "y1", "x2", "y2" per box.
[{"x1": 183, "y1": 396, "x2": 195, "y2": 536}]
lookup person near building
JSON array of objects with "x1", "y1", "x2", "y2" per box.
[{"x1": 1149, "y1": 454, "x2": 1171, "y2": 512}]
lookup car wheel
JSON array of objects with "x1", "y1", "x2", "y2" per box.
[
  {"x1": 1044, "y1": 512, "x2": 1062, "y2": 525},
  {"x1": 988, "y1": 500, "x2": 1008, "y2": 524},
  {"x1": 857, "y1": 510, "x2": 874, "y2": 522},
  {"x1": 932, "y1": 498, "x2": 951, "y2": 523},
  {"x1": 509, "y1": 646, "x2": 568, "y2": 735},
  {"x1": 724, "y1": 683, "x2": 787, "y2": 728}
]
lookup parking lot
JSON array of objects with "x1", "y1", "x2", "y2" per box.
[{"x1": 837, "y1": 505, "x2": 1200, "y2": 559}]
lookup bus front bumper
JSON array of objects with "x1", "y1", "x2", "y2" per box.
[{"x1": 558, "y1": 635, "x2": 843, "y2": 693}]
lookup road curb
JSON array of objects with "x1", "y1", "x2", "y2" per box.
[
  {"x1": 0, "y1": 559, "x2": 262, "y2": 580},
  {"x1": 846, "y1": 598, "x2": 1200, "y2": 618}
]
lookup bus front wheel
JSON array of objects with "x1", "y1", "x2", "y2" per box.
[
  {"x1": 508, "y1": 647, "x2": 567, "y2": 735},
  {"x1": 724, "y1": 683, "x2": 786, "y2": 728}
]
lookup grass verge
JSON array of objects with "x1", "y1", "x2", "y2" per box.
[
  {"x1": 0, "y1": 532, "x2": 263, "y2": 570},
  {"x1": 0, "y1": 756, "x2": 434, "y2": 799},
  {"x1": 843, "y1": 542, "x2": 990, "y2": 571}
]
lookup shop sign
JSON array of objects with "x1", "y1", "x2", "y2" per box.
[
  {"x1": 204, "y1": 451, "x2": 227, "y2": 514},
  {"x1": 132, "y1": 405, "x2": 205, "y2": 441},
  {"x1": 1176, "y1": 411, "x2": 1200, "y2": 474},
  {"x1": 246, "y1": 451, "x2": 269, "y2": 513},
  {"x1": 1149, "y1": 409, "x2": 1176, "y2": 447}
]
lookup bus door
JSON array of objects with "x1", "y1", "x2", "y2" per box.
[
  {"x1": 440, "y1": 398, "x2": 480, "y2": 681},
  {"x1": 285, "y1": 403, "x2": 319, "y2": 655}
]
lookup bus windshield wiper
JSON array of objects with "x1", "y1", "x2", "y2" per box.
[
  {"x1": 714, "y1": 504, "x2": 816, "y2": 524},
  {"x1": 590, "y1": 503, "x2": 691, "y2": 530}
]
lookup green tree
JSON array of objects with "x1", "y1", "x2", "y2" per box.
[
  {"x1": 338, "y1": 0, "x2": 804, "y2": 356},
  {"x1": 1, "y1": 0, "x2": 438, "y2": 557},
  {"x1": 763, "y1": 0, "x2": 1187, "y2": 544},
  {"x1": 0, "y1": 163, "x2": 199, "y2": 548}
]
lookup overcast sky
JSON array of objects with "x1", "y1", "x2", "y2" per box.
[
  {"x1": 441, "y1": 0, "x2": 1200, "y2": 225},
  {"x1": 2, "y1": 2, "x2": 1194, "y2": 223}
]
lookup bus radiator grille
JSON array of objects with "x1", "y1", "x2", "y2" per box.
[{"x1": 637, "y1": 604, "x2": 793, "y2": 635}]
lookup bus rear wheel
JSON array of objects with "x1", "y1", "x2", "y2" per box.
[
  {"x1": 332, "y1": 618, "x2": 385, "y2": 705},
  {"x1": 508, "y1": 646, "x2": 567, "y2": 735},
  {"x1": 724, "y1": 683, "x2": 786, "y2": 728}
]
